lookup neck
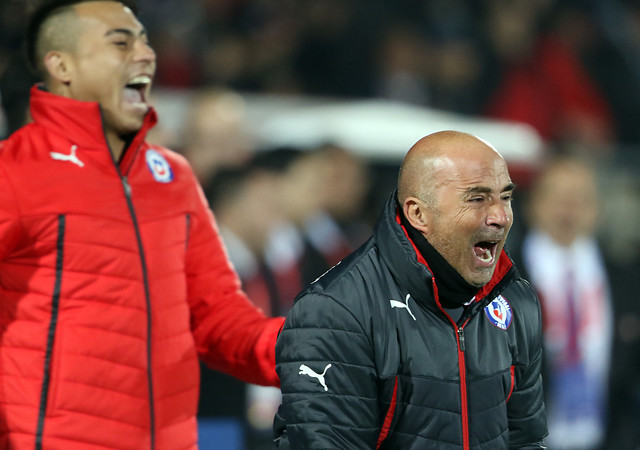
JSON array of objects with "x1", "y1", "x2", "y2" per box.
[
  {"x1": 46, "y1": 82, "x2": 129, "y2": 161},
  {"x1": 105, "y1": 130, "x2": 126, "y2": 162}
]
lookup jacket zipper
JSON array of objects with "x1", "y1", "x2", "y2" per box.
[
  {"x1": 35, "y1": 215, "x2": 66, "y2": 450},
  {"x1": 107, "y1": 126, "x2": 155, "y2": 449},
  {"x1": 99, "y1": 112, "x2": 156, "y2": 449},
  {"x1": 456, "y1": 326, "x2": 470, "y2": 450},
  {"x1": 431, "y1": 275, "x2": 471, "y2": 450},
  {"x1": 121, "y1": 175, "x2": 155, "y2": 450}
]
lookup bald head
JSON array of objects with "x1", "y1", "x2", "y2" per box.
[
  {"x1": 397, "y1": 131, "x2": 505, "y2": 207},
  {"x1": 398, "y1": 130, "x2": 514, "y2": 287}
]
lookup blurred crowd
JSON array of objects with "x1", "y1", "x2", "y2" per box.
[
  {"x1": 118, "y1": 0, "x2": 640, "y2": 151},
  {"x1": 3, "y1": 0, "x2": 640, "y2": 449},
  {"x1": 3, "y1": 0, "x2": 640, "y2": 150}
]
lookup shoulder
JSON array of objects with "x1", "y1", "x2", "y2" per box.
[
  {"x1": 144, "y1": 143, "x2": 192, "y2": 172},
  {"x1": 1, "y1": 123, "x2": 44, "y2": 157},
  {"x1": 299, "y1": 238, "x2": 383, "y2": 306},
  {"x1": 0, "y1": 124, "x2": 55, "y2": 181},
  {"x1": 502, "y1": 274, "x2": 542, "y2": 327},
  {"x1": 286, "y1": 237, "x2": 389, "y2": 328},
  {"x1": 502, "y1": 275, "x2": 543, "y2": 355},
  {"x1": 507, "y1": 276, "x2": 540, "y2": 313},
  {"x1": 142, "y1": 143, "x2": 203, "y2": 194}
]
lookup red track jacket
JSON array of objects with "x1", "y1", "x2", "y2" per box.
[{"x1": 0, "y1": 86, "x2": 283, "y2": 449}]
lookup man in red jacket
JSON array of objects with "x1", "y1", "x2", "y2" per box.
[{"x1": 0, "y1": 1, "x2": 284, "y2": 448}]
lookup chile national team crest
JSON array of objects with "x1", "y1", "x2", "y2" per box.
[
  {"x1": 146, "y1": 149, "x2": 174, "y2": 183},
  {"x1": 484, "y1": 295, "x2": 512, "y2": 330}
]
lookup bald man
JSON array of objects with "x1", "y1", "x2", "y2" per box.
[
  {"x1": 274, "y1": 131, "x2": 547, "y2": 449},
  {"x1": 0, "y1": 1, "x2": 284, "y2": 448}
]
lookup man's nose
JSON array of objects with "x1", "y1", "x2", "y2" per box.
[
  {"x1": 134, "y1": 40, "x2": 156, "y2": 63},
  {"x1": 487, "y1": 203, "x2": 511, "y2": 229}
]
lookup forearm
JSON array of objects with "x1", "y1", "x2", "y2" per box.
[{"x1": 187, "y1": 198, "x2": 284, "y2": 385}]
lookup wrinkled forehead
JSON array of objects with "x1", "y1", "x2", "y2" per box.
[{"x1": 437, "y1": 151, "x2": 512, "y2": 191}]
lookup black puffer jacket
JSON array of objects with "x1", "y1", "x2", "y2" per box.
[{"x1": 274, "y1": 193, "x2": 547, "y2": 449}]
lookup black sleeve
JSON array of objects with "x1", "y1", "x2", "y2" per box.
[
  {"x1": 274, "y1": 292, "x2": 381, "y2": 449},
  {"x1": 508, "y1": 287, "x2": 548, "y2": 448}
]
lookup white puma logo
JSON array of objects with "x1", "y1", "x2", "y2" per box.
[
  {"x1": 50, "y1": 145, "x2": 84, "y2": 167},
  {"x1": 390, "y1": 294, "x2": 416, "y2": 321},
  {"x1": 299, "y1": 363, "x2": 332, "y2": 391}
]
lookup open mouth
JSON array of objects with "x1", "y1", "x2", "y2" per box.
[
  {"x1": 124, "y1": 75, "x2": 152, "y2": 106},
  {"x1": 473, "y1": 241, "x2": 499, "y2": 263}
]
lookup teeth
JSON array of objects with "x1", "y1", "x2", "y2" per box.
[
  {"x1": 127, "y1": 75, "x2": 151, "y2": 86},
  {"x1": 479, "y1": 248, "x2": 492, "y2": 262}
]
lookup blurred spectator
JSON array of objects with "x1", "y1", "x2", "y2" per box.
[
  {"x1": 137, "y1": 0, "x2": 204, "y2": 87},
  {"x1": 309, "y1": 144, "x2": 372, "y2": 251},
  {"x1": 239, "y1": 145, "x2": 367, "y2": 314},
  {"x1": 205, "y1": 165, "x2": 281, "y2": 315},
  {"x1": 204, "y1": 144, "x2": 370, "y2": 313},
  {"x1": 199, "y1": 34, "x2": 251, "y2": 89},
  {"x1": 202, "y1": 146, "x2": 369, "y2": 449},
  {"x1": 373, "y1": 21, "x2": 431, "y2": 105},
  {"x1": 152, "y1": 27, "x2": 203, "y2": 88},
  {"x1": 481, "y1": 0, "x2": 615, "y2": 155},
  {"x1": 181, "y1": 87, "x2": 253, "y2": 183},
  {"x1": 203, "y1": 164, "x2": 284, "y2": 450},
  {"x1": 238, "y1": 1, "x2": 303, "y2": 94},
  {"x1": 2, "y1": 0, "x2": 640, "y2": 153},
  {"x1": 573, "y1": 1, "x2": 640, "y2": 146},
  {"x1": 292, "y1": 0, "x2": 384, "y2": 97},
  {"x1": 429, "y1": 35, "x2": 485, "y2": 114},
  {"x1": 0, "y1": 54, "x2": 37, "y2": 138},
  {"x1": 372, "y1": 1, "x2": 487, "y2": 115},
  {"x1": 252, "y1": 147, "x2": 327, "y2": 311},
  {"x1": 205, "y1": 145, "x2": 372, "y2": 449},
  {"x1": 507, "y1": 156, "x2": 640, "y2": 449},
  {"x1": 423, "y1": 0, "x2": 487, "y2": 114},
  {"x1": 0, "y1": 1, "x2": 38, "y2": 137}
]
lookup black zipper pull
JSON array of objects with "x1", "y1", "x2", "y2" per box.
[{"x1": 458, "y1": 327, "x2": 465, "y2": 352}]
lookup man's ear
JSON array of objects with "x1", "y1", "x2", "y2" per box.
[
  {"x1": 403, "y1": 197, "x2": 430, "y2": 234},
  {"x1": 43, "y1": 51, "x2": 73, "y2": 85}
]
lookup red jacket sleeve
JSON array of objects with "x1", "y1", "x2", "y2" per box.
[{"x1": 186, "y1": 181, "x2": 284, "y2": 386}]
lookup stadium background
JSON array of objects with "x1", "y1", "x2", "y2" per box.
[{"x1": 2, "y1": 0, "x2": 640, "y2": 448}]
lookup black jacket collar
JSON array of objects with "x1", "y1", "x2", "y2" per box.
[
  {"x1": 375, "y1": 191, "x2": 516, "y2": 314},
  {"x1": 397, "y1": 205, "x2": 478, "y2": 308}
]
